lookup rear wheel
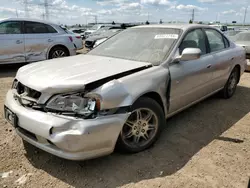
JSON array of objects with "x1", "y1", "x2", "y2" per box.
[
  {"x1": 221, "y1": 67, "x2": 239, "y2": 99},
  {"x1": 49, "y1": 46, "x2": 69, "y2": 59},
  {"x1": 116, "y1": 97, "x2": 165, "y2": 153}
]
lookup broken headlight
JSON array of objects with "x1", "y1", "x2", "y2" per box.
[{"x1": 46, "y1": 94, "x2": 100, "y2": 116}]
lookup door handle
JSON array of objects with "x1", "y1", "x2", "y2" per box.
[
  {"x1": 48, "y1": 39, "x2": 53, "y2": 42},
  {"x1": 207, "y1": 64, "x2": 212, "y2": 68},
  {"x1": 16, "y1": 40, "x2": 23, "y2": 44}
]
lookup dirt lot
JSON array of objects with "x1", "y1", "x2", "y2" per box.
[{"x1": 0, "y1": 62, "x2": 250, "y2": 188}]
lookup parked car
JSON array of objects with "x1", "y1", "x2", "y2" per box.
[
  {"x1": 210, "y1": 24, "x2": 228, "y2": 34},
  {"x1": 233, "y1": 31, "x2": 250, "y2": 71},
  {"x1": 63, "y1": 29, "x2": 83, "y2": 50},
  {"x1": 88, "y1": 26, "x2": 123, "y2": 37},
  {"x1": 83, "y1": 24, "x2": 112, "y2": 38},
  {"x1": 4, "y1": 24, "x2": 246, "y2": 160},
  {"x1": 85, "y1": 29, "x2": 123, "y2": 49},
  {"x1": 225, "y1": 30, "x2": 242, "y2": 41},
  {"x1": 69, "y1": 27, "x2": 86, "y2": 39},
  {"x1": 0, "y1": 18, "x2": 78, "y2": 64}
]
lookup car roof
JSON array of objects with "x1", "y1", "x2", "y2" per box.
[
  {"x1": 133, "y1": 24, "x2": 218, "y2": 31},
  {"x1": 1, "y1": 18, "x2": 56, "y2": 25}
]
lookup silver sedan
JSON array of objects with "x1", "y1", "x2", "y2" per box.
[
  {"x1": 0, "y1": 18, "x2": 82, "y2": 64},
  {"x1": 4, "y1": 24, "x2": 246, "y2": 160}
]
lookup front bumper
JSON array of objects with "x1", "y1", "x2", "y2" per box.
[{"x1": 4, "y1": 90, "x2": 129, "y2": 160}]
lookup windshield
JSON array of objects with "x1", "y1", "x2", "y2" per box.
[
  {"x1": 235, "y1": 32, "x2": 250, "y2": 41},
  {"x1": 88, "y1": 28, "x2": 181, "y2": 65}
]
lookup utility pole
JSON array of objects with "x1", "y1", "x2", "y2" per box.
[
  {"x1": 44, "y1": 0, "x2": 49, "y2": 20},
  {"x1": 243, "y1": 6, "x2": 248, "y2": 26},
  {"x1": 42, "y1": 13, "x2": 45, "y2": 20},
  {"x1": 192, "y1": 9, "x2": 194, "y2": 23},
  {"x1": 24, "y1": 0, "x2": 29, "y2": 17},
  {"x1": 16, "y1": 9, "x2": 18, "y2": 18},
  {"x1": 94, "y1": 15, "x2": 97, "y2": 24}
]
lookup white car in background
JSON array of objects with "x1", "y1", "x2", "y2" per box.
[
  {"x1": 62, "y1": 28, "x2": 83, "y2": 50},
  {"x1": 84, "y1": 24, "x2": 112, "y2": 38},
  {"x1": 0, "y1": 18, "x2": 81, "y2": 64}
]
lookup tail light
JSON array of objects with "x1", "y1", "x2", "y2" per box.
[
  {"x1": 76, "y1": 36, "x2": 81, "y2": 39},
  {"x1": 69, "y1": 36, "x2": 73, "y2": 42}
]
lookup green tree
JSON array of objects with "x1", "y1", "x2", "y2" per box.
[{"x1": 189, "y1": 19, "x2": 193, "y2": 24}]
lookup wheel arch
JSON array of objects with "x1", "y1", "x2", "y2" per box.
[
  {"x1": 134, "y1": 91, "x2": 166, "y2": 115},
  {"x1": 47, "y1": 44, "x2": 70, "y2": 59},
  {"x1": 234, "y1": 64, "x2": 241, "y2": 83}
]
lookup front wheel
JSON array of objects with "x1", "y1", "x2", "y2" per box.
[
  {"x1": 221, "y1": 67, "x2": 239, "y2": 99},
  {"x1": 116, "y1": 97, "x2": 165, "y2": 153}
]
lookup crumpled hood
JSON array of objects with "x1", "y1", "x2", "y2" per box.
[{"x1": 16, "y1": 55, "x2": 152, "y2": 93}]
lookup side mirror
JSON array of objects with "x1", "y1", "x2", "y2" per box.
[{"x1": 175, "y1": 48, "x2": 201, "y2": 62}]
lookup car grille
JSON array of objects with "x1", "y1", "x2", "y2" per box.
[
  {"x1": 15, "y1": 81, "x2": 41, "y2": 99},
  {"x1": 85, "y1": 41, "x2": 94, "y2": 48}
]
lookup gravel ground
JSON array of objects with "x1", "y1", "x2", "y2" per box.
[{"x1": 0, "y1": 61, "x2": 250, "y2": 188}]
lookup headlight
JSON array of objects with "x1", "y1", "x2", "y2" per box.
[
  {"x1": 93, "y1": 38, "x2": 107, "y2": 48},
  {"x1": 46, "y1": 94, "x2": 100, "y2": 116}
]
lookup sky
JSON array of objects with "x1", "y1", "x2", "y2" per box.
[{"x1": 0, "y1": 0, "x2": 249, "y2": 25}]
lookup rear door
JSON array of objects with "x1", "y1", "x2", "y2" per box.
[
  {"x1": 24, "y1": 21, "x2": 58, "y2": 62},
  {"x1": 204, "y1": 28, "x2": 234, "y2": 90},
  {"x1": 0, "y1": 21, "x2": 25, "y2": 64},
  {"x1": 169, "y1": 28, "x2": 215, "y2": 114}
]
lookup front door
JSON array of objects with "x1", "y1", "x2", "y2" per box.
[
  {"x1": 0, "y1": 21, "x2": 25, "y2": 64},
  {"x1": 168, "y1": 28, "x2": 215, "y2": 114}
]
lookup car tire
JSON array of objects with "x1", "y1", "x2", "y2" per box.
[
  {"x1": 49, "y1": 46, "x2": 69, "y2": 59},
  {"x1": 221, "y1": 67, "x2": 239, "y2": 99},
  {"x1": 116, "y1": 97, "x2": 165, "y2": 153}
]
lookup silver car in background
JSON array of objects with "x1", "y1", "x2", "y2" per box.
[
  {"x1": 4, "y1": 24, "x2": 246, "y2": 160},
  {"x1": 0, "y1": 18, "x2": 79, "y2": 64},
  {"x1": 233, "y1": 31, "x2": 250, "y2": 71}
]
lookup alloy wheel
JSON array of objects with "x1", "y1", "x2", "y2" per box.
[
  {"x1": 52, "y1": 50, "x2": 66, "y2": 58},
  {"x1": 227, "y1": 71, "x2": 237, "y2": 96},
  {"x1": 121, "y1": 108, "x2": 158, "y2": 148}
]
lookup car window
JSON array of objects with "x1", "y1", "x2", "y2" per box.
[
  {"x1": 24, "y1": 21, "x2": 57, "y2": 34},
  {"x1": 0, "y1": 21, "x2": 21, "y2": 34},
  {"x1": 179, "y1": 29, "x2": 207, "y2": 55},
  {"x1": 205, "y1": 29, "x2": 225, "y2": 52},
  {"x1": 46, "y1": 24, "x2": 57, "y2": 33}
]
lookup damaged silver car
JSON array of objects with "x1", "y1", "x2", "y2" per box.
[{"x1": 4, "y1": 24, "x2": 246, "y2": 160}]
